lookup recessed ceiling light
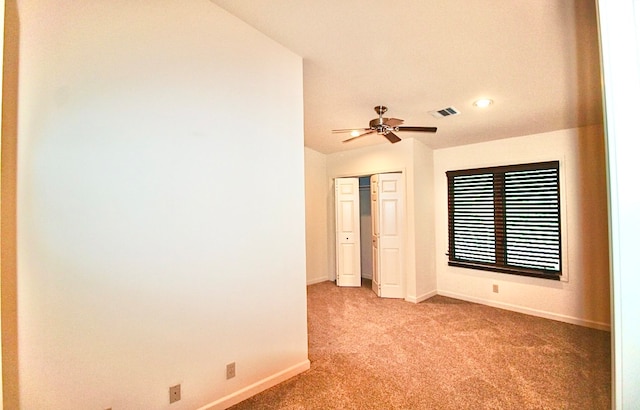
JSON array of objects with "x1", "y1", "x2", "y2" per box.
[
  {"x1": 473, "y1": 99, "x2": 493, "y2": 108},
  {"x1": 350, "y1": 130, "x2": 360, "y2": 137}
]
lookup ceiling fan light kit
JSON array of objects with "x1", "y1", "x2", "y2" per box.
[{"x1": 333, "y1": 105, "x2": 437, "y2": 144}]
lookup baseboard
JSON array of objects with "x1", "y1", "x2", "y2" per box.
[
  {"x1": 436, "y1": 290, "x2": 611, "y2": 331},
  {"x1": 307, "y1": 277, "x2": 329, "y2": 285},
  {"x1": 197, "y1": 360, "x2": 311, "y2": 410},
  {"x1": 405, "y1": 289, "x2": 437, "y2": 304}
]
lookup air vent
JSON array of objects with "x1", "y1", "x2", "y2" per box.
[{"x1": 429, "y1": 106, "x2": 460, "y2": 118}]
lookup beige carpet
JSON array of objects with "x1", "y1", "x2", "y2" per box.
[{"x1": 230, "y1": 280, "x2": 611, "y2": 409}]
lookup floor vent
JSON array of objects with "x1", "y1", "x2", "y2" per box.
[{"x1": 429, "y1": 106, "x2": 460, "y2": 118}]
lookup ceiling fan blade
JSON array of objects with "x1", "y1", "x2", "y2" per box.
[
  {"x1": 332, "y1": 128, "x2": 369, "y2": 134},
  {"x1": 384, "y1": 118, "x2": 404, "y2": 127},
  {"x1": 342, "y1": 130, "x2": 374, "y2": 143},
  {"x1": 397, "y1": 126, "x2": 437, "y2": 133},
  {"x1": 384, "y1": 131, "x2": 401, "y2": 144}
]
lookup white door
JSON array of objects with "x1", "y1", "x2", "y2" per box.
[
  {"x1": 335, "y1": 178, "x2": 361, "y2": 287},
  {"x1": 371, "y1": 175, "x2": 381, "y2": 296},
  {"x1": 372, "y1": 173, "x2": 404, "y2": 298}
]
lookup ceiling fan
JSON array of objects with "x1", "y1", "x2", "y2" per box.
[{"x1": 332, "y1": 105, "x2": 437, "y2": 144}]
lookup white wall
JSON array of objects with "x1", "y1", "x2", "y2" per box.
[
  {"x1": 15, "y1": 1, "x2": 308, "y2": 409},
  {"x1": 412, "y1": 139, "x2": 437, "y2": 300},
  {"x1": 304, "y1": 147, "x2": 329, "y2": 284},
  {"x1": 598, "y1": 0, "x2": 640, "y2": 406},
  {"x1": 434, "y1": 126, "x2": 610, "y2": 329},
  {"x1": 326, "y1": 139, "x2": 437, "y2": 302}
]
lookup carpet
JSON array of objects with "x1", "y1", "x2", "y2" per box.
[{"x1": 230, "y1": 280, "x2": 610, "y2": 409}]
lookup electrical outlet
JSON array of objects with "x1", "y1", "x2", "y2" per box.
[
  {"x1": 169, "y1": 384, "x2": 181, "y2": 404},
  {"x1": 493, "y1": 284, "x2": 499, "y2": 293},
  {"x1": 226, "y1": 362, "x2": 236, "y2": 379}
]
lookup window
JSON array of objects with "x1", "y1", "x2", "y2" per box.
[{"x1": 447, "y1": 161, "x2": 561, "y2": 280}]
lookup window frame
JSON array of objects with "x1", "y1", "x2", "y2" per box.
[{"x1": 446, "y1": 161, "x2": 562, "y2": 280}]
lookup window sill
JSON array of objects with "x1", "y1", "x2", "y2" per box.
[{"x1": 448, "y1": 260, "x2": 561, "y2": 281}]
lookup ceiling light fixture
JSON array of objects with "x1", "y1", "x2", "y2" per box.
[
  {"x1": 350, "y1": 130, "x2": 360, "y2": 137},
  {"x1": 473, "y1": 98, "x2": 493, "y2": 108}
]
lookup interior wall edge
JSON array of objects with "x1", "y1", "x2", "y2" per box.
[{"x1": 1, "y1": 0, "x2": 19, "y2": 408}]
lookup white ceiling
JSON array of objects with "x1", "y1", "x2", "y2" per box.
[{"x1": 210, "y1": 0, "x2": 603, "y2": 154}]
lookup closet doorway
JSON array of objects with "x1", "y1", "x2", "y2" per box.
[{"x1": 335, "y1": 172, "x2": 405, "y2": 298}]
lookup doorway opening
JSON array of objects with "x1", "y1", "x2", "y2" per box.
[{"x1": 358, "y1": 176, "x2": 373, "y2": 289}]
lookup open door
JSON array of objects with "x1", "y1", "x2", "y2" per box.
[
  {"x1": 371, "y1": 173, "x2": 404, "y2": 298},
  {"x1": 335, "y1": 177, "x2": 361, "y2": 287},
  {"x1": 371, "y1": 175, "x2": 381, "y2": 295}
]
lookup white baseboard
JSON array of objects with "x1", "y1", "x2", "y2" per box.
[
  {"x1": 197, "y1": 360, "x2": 311, "y2": 410},
  {"x1": 436, "y1": 290, "x2": 611, "y2": 331},
  {"x1": 405, "y1": 289, "x2": 437, "y2": 304},
  {"x1": 307, "y1": 277, "x2": 329, "y2": 285}
]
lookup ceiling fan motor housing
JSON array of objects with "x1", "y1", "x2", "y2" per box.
[{"x1": 370, "y1": 117, "x2": 390, "y2": 128}]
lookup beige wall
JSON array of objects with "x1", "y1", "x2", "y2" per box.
[
  {"x1": 412, "y1": 140, "x2": 437, "y2": 298},
  {"x1": 304, "y1": 147, "x2": 329, "y2": 284},
  {"x1": 434, "y1": 125, "x2": 610, "y2": 329},
  {"x1": 0, "y1": 0, "x2": 6, "y2": 407},
  {"x1": 1, "y1": 0, "x2": 19, "y2": 408},
  {"x1": 13, "y1": 1, "x2": 308, "y2": 408}
]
